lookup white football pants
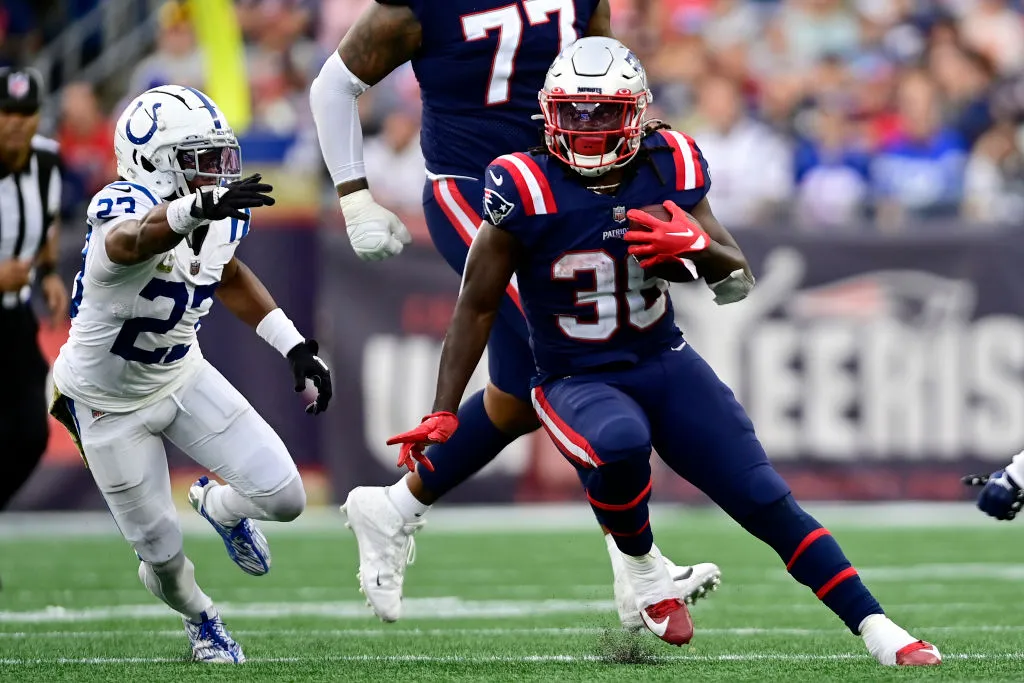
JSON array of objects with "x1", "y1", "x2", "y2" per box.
[{"x1": 67, "y1": 359, "x2": 301, "y2": 563}]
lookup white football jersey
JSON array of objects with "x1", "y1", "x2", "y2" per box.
[{"x1": 53, "y1": 181, "x2": 250, "y2": 412}]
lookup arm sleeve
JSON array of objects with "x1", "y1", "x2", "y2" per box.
[{"x1": 309, "y1": 51, "x2": 371, "y2": 187}]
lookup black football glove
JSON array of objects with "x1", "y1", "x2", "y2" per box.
[
  {"x1": 286, "y1": 339, "x2": 332, "y2": 415},
  {"x1": 191, "y1": 173, "x2": 275, "y2": 222}
]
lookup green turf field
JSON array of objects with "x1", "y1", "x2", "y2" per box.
[{"x1": 1, "y1": 506, "x2": 1022, "y2": 682}]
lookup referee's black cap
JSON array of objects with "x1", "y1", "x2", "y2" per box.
[{"x1": 0, "y1": 68, "x2": 42, "y2": 115}]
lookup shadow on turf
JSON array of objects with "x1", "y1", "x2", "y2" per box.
[{"x1": 596, "y1": 628, "x2": 660, "y2": 665}]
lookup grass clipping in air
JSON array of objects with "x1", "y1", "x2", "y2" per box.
[{"x1": 597, "y1": 627, "x2": 659, "y2": 665}]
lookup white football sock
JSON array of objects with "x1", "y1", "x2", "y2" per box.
[
  {"x1": 202, "y1": 484, "x2": 261, "y2": 528},
  {"x1": 139, "y1": 552, "x2": 213, "y2": 623},
  {"x1": 386, "y1": 477, "x2": 431, "y2": 523},
  {"x1": 859, "y1": 614, "x2": 916, "y2": 665}
]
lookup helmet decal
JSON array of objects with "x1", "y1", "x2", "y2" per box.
[{"x1": 125, "y1": 101, "x2": 162, "y2": 145}]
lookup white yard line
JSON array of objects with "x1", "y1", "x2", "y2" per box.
[
  {"x1": 0, "y1": 598, "x2": 1009, "y2": 624},
  {"x1": 0, "y1": 652, "x2": 1020, "y2": 665},
  {"x1": 2, "y1": 624, "x2": 1023, "y2": 640},
  {"x1": 0, "y1": 502, "x2": 1009, "y2": 538}
]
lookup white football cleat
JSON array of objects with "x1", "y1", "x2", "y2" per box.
[
  {"x1": 183, "y1": 610, "x2": 245, "y2": 663},
  {"x1": 621, "y1": 546, "x2": 694, "y2": 646},
  {"x1": 606, "y1": 535, "x2": 720, "y2": 631},
  {"x1": 859, "y1": 614, "x2": 941, "y2": 666},
  {"x1": 189, "y1": 476, "x2": 271, "y2": 577},
  {"x1": 339, "y1": 486, "x2": 425, "y2": 622}
]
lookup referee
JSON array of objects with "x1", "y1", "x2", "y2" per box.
[{"x1": 0, "y1": 68, "x2": 68, "y2": 511}]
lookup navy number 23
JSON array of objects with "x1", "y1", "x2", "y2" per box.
[{"x1": 110, "y1": 279, "x2": 217, "y2": 364}]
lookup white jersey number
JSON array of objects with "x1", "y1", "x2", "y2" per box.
[
  {"x1": 461, "y1": 0, "x2": 577, "y2": 106},
  {"x1": 110, "y1": 278, "x2": 218, "y2": 364},
  {"x1": 552, "y1": 251, "x2": 668, "y2": 341}
]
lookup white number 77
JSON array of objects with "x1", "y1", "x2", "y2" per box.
[{"x1": 461, "y1": 0, "x2": 577, "y2": 107}]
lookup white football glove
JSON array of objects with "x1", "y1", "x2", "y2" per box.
[{"x1": 339, "y1": 189, "x2": 412, "y2": 261}]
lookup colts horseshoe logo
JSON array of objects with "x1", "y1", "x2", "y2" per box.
[{"x1": 125, "y1": 101, "x2": 163, "y2": 145}]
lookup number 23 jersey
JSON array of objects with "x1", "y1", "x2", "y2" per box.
[
  {"x1": 53, "y1": 181, "x2": 250, "y2": 412},
  {"x1": 483, "y1": 130, "x2": 711, "y2": 381}
]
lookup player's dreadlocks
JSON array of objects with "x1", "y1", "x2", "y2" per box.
[{"x1": 529, "y1": 119, "x2": 677, "y2": 189}]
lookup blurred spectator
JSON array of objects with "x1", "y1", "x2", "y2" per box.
[
  {"x1": 128, "y1": 2, "x2": 204, "y2": 96},
  {"x1": 316, "y1": 0, "x2": 371, "y2": 54},
  {"x1": 363, "y1": 105, "x2": 426, "y2": 213},
  {"x1": 690, "y1": 74, "x2": 793, "y2": 226},
  {"x1": 958, "y1": 0, "x2": 1024, "y2": 75},
  {"x1": 0, "y1": 0, "x2": 40, "y2": 68},
  {"x1": 871, "y1": 71, "x2": 968, "y2": 230},
  {"x1": 794, "y1": 104, "x2": 871, "y2": 228},
  {"x1": 962, "y1": 120, "x2": 1024, "y2": 223},
  {"x1": 235, "y1": 0, "x2": 315, "y2": 44},
  {"x1": 57, "y1": 82, "x2": 116, "y2": 202},
  {"x1": 773, "y1": 0, "x2": 862, "y2": 68},
  {"x1": 244, "y1": 0, "x2": 317, "y2": 135},
  {"x1": 929, "y1": 44, "x2": 995, "y2": 147}
]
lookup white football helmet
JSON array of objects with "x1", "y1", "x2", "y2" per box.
[
  {"x1": 539, "y1": 37, "x2": 652, "y2": 177},
  {"x1": 114, "y1": 85, "x2": 242, "y2": 199}
]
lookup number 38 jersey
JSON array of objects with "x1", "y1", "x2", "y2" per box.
[
  {"x1": 482, "y1": 130, "x2": 711, "y2": 381},
  {"x1": 383, "y1": 0, "x2": 600, "y2": 178},
  {"x1": 52, "y1": 181, "x2": 249, "y2": 412}
]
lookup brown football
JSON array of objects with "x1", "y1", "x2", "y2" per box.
[{"x1": 629, "y1": 204, "x2": 700, "y2": 283}]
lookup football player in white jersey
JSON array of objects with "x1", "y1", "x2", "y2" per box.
[{"x1": 50, "y1": 86, "x2": 332, "y2": 664}]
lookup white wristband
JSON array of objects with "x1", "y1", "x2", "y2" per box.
[
  {"x1": 167, "y1": 193, "x2": 206, "y2": 235},
  {"x1": 256, "y1": 308, "x2": 306, "y2": 357}
]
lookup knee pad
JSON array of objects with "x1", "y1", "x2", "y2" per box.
[
  {"x1": 130, "y1": 508, "x2": 184, "y2": 565},
  {"x1": 254, "y1": 475, "x2": 306, "y2": 522},
  {"x1": 591, "y1": 415, "x2": 650, "y2": 463}
]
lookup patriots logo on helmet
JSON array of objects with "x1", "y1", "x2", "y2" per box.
[
  {"x1": 484, "y1": 187, "x2": 515, "y2": 225},
  {"x1": 8, "y1": 73, "x2": 30, "y2": 99}
]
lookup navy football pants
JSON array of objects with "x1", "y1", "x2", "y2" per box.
[
  {"x1": 532, "y1": 342, "x2": 792, "y2": 521},
  {"x1": 423, "y1": 177, "x2": 534, "y2": 401}
]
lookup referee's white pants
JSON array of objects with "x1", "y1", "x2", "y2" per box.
[{"x1": 67, "y1": 359, "x2": 301, "y2": 563}]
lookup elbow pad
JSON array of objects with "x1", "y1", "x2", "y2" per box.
[
  {"x1": 310, "y1": 52, "x2": 371, "y2": 186},
  {"x1": 708, "y1": 269, "x2": 755, "y2": 305}
]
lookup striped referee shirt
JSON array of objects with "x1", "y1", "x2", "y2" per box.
[{"x1": 0, "y1": 134, "x2": 61, "y2": 309}]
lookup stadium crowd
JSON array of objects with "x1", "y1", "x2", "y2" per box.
[{"x1": 9, "y1": 0, "x2": 1024, "y2": 231}]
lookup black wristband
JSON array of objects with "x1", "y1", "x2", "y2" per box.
[{"x1": 37, "y1": 262, "x2": 55, "y2": 279}]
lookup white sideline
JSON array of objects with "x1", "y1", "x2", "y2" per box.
[
  {"x1": 0, "y1": 502, "x2": 1004, "y2": 538},
  {"x1": 0, "y1": 652, "x2": 1020, "y2": 665}
]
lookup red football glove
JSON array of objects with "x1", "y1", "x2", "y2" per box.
[
  {"x1": 385, "y1": 411, "x2": 459, "y2": 473},
  {"x1": 623, "y1": 200, "x2": 711, "y2": 269}
]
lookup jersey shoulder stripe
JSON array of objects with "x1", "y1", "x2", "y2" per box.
[
  {"x1": 656, "y1": 130, "x2": 707, "y2": 192},
  {"x1": 87, "y1": 182, "x2": 161, "y2": 224},
  {"x1": 228, "y1": 208, "x2": 252, "y2": 242},
  {"x1": 493, "y1": 153, "x2": 558, "y2": 216}
]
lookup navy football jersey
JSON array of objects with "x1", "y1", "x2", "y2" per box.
[
  {"x1": 382, "y1": 0, "x2": 600, "y2": 177},
  {"x1": 482, "y1": 130, "x2": 712, "y2": 379}
]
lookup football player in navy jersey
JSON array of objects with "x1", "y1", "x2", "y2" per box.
[
  {"x1": 389, "y1": 38, "x2": 941, "y2": 665},
  {"x1": 310, "y1": 0, "x2": 721, "y2": 626}
]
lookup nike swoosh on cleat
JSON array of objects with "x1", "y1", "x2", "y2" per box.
[
  {"x1": 642, "y1": 612, "x2": 669, "y2": 637},
  {"x1": 488, "y1": 170, "x2": 504, "y2": 186},
  {"x1": 376, "y1": 572, "x2": 382, "y2": 587},
  {"x1": 672, "y1": 566, "x2": 694, "y2": 580}
]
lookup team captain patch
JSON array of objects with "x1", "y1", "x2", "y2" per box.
[{"x1": 484, "y1": 187, "x2": 515, "y2": 225}]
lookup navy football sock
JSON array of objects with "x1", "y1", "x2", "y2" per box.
[
  {"x1": 583, "y1": 460, "x2": 653, "y2": 557},
  {"x1": 417, "y1": 390, "x2": 519, "y2": 498},
  {"x1": 739, "y1": 495, "x2": 882, "y2": 634}
]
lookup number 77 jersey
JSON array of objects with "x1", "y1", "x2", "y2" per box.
[
  {"x1": 393, "y1": 0, "x2": 600, "y2": 178},
  {"x1": 53, "y1": 181, "x2": 250, "y2": 413},
  {"x1": 482, "y1": 131, "x2": 711, "y2": 381}
]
